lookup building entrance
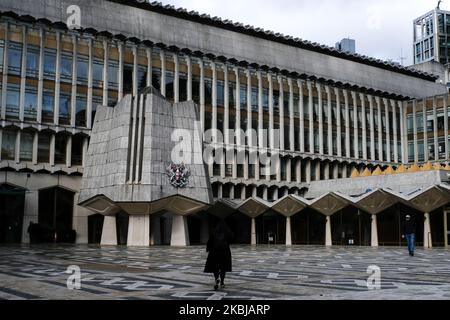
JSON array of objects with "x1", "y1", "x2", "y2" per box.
[{"x1": 0, "y1": 184, "x2": 25, "y2": 243}]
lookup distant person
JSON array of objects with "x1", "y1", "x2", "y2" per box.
[
  {"x1": 402, "y1": 215, "x2": 416, "y2": 256},
  {"x1": 204, "y1": 220, "x2": 233, "y2": 290}
]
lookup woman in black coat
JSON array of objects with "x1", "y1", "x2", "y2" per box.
[{"x1": 204, "y1": 220, "x2": 233, "y2": 290}]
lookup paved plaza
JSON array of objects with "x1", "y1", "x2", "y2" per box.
[{"x1": 1, "y1": 245, "x2": 450, "y2": 300}]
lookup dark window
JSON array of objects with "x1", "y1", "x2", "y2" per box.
[
  {"x1": 37, "y1": 133, "x2": 50, "y2": 163},
  {"x1": 137, "y1": 66, "x2": 147, "y2": 91},
  {"x1": 1, "y1": 129, "x2": 16, "y2": 160},
  {"x1": 179, "y1": 73, "x2": 187, "y2": 101},
  {"x1": 8, "y1": 42, "x2": 22, "y2": 75},
  {"x1": 165, "y1": 71, "x2": 174, "y2": 101},
  {"x1": 20, "y1": 131, "x2": 33, "y2": 162},
  {"x1": 77, "y1": 56, "x2": 88, "y2": 83},
  {"x1": 60, "y1": 53, "x2": 73, "y2": 82},
  {"x1": 54, "y1": 134, "x2": 67, "y2": 164},
  {"x1": 26, "y1": 45, "x2": 39, "y2": 78},
  {"x1": 217, "y1": 80, "x2": 224, "y2": 107},
  {"x1": 42, "y1": 91, "x2": 54, "y2": 123},
  {"x1": 123, "y1": 64, "x2": 133, "y2": 95},
  {"x1": 59, "y1": 91, "x2": 71, "y2": 125},
  {"x1": 108, "y1": 60, "x2": 119, "y2": 88},
  {"x1": 192, "y1": 76, "x2": 200, "y2": 104},
  {"x1": 92, "y1": 59, "x2": 103, "y2": 87},
  {"x1": 24, "y1": 88, "x2": 38, "y2": 121},
  {"x1": 6, "y1": 84, "x2": 20, "y2": 119},
  {"x1": 43, "y1": 49, "x2": 56, "y2": 78},
  {"x1": 75, "y1": 94, "x2": 86, "y2": 127},
  {"x1": 71, "y1": 135, "x2": 83, "y2": 166},
  {"x1": 92, "y1": 95, "x2": 101, "y2": 126},
  {"x1": 205, "y1": 79, "x2": 212, "y2": 105},
  {"x1": 151, "y1": 67, "x2": 161, "y2": 92}
]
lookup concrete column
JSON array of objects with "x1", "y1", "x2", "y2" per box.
[
  {"x1": 19, "y1": 25, "x2": 27, "y2": 122},
  {"x1": 325, "y1": 216, "x2": 332, "y2": 246},
  {"x1": 127, "y1": 215, "x2": 150, "y2": 247},
  {"x1": 317, "y1": 83, "x2": 324, "y2": 154},
  {"x1": 296, "y1": 158, "x2": 301, "y2": 183},
  {"x1": 326, "y1": 86, "x2": 333, "y2": 156},
  {"x1": 82, "y1": 137, "x2": 89, "y2": 167},
  {"x1": 344, "y1": 90, "x2": 351, "y2": 158},
  {"x1": 286, "y1": 158, "x2": 292, "y2": 183},
  {"x1": 286, "y1": 216, "x2": 292, "y2": 246},
  {"x1": 368, "y1": 95, "x2": 375, "y2": 161},
  {"x1": 70, "y1": 35, "x2": 77, "y2": 127},
  {"x1": 160, "y1": 50, "x2": 166, "y2": 96},
  {"x1": 335, "y1": 88, "x2": 342, "y2": 157},
  {"x1": 251, "y1": 217, "x2": 257, "y2": 245},
  {"x1": 288, "y1": 78, "x2": 295, "y2": 151},
  {"x1": 423, "y1": 99, "x2": 428, "y2": 162},
  {"x1": 187, "y1": 56, "x2": 192, "y2": 101},
  {"x1": 332, "y1": 163, "x2": 339, "y2": 179},
  {"x1": 433, "y1": 97, "x2": 439, "y2": 160},
  {"x1": 32, "y1": 132, "x2": 38, "y2": 164},
  {"x1": 150, "y1": 215, "x2": 161, "y2": 245},
  {"x1": 268, "y1": 73, "x2": 274, "y2": 148},
  {"x1": 323, "y1": 162, "x2": 330, "y2": 180},
  {"x1": 174, "y1": 53, "x2": 179, "y2": 103},
  {"x1": 102, "y1": 40, "x2": 109, "y2": 106},
  {"x1": 307, "y1": 81, "x2": 314, "y2": 153},
  {"x1": 392, "y1": 100, "x2": 399, "y2": 163},
  {"x1": 235, "y1": 67, "x2": 241, "y2": 146},
  {"x1": 376, "y1": 97, "x2": 383, "y2": 161},
  {"x1": 278, "y1": 76, "x2": 285, "y2": 151},
  {"x1": 400, "y1": 101, "x2": 408, "y2": 164},
  {"x1": 211, "y1": 62, "x2": 217, "y2": 136},
  {"x1": 53, "y1": 31, "x2": 61, "y2": 125},
  {"x1": 224, "y1": 65, "x2": 229, "y2": 144},
  {"x1": 199, "y1": 60, "x2": 205, "y2": 132},
  {"x1": 298, "y1": 80, "x2": 305, "y2": 152},
  {"x1": 118, "y1": 43, "x2": 124, "y2": 100},
  {"x1": 146, "y1": 47, "x2": 152, "y2": 87},
  {"x1": 424, "y1": 212, "x2": 432, "y2": 248},
  {"x1": 305, "y1": 160, "x2": 311, "y2": 183},
  {"x1": 101, "y1": 216, "x2": 117, "y2": 245},
  {"x1": 37, "y1": 28, "x2": 45, "y2": 123},
  {"x1": 86, "y1": 38, "x2": 93, "y2": 129},
  {"x1": 1, "y1": 22, "x2": 8, "y2": 119},
  {"x1": 15, "y1": 131, "x2": 20, "y2": 163},
  {"x1": 315, "y1": 160, "x2": 321, "y2": 181},
  {"x1": 171, "y1": 214, "x2": 190, "y2": 246},
  {"x1": 352, "y1": 91, "x2": 359, "y2": 159},
  {"x1": 66, "y1": 135, "x2": 72, "y2": 167},
  {"x1": 384, "y1": 99, "x2": 391, "y2": 162},
  {"x1": 132, "y1": 46, "x2": 138, "y2": 97},
  {"x1": 444, "y1": 96, "x2": 449, "y2": 160},
  {"x1": 246, "y1": 69, "x2": 253, "y2": 147},
  {"x1": 360, "y1": 94, "x2": 367, "y2": 160},
  {"x1": 371, "y1": 214, "x2": 378, "y2": 247},
  {"x1": 49, "y1": 134, "x2": 55, "y2": 166},
  {"x1": 257, "y1": 71, "x2": 263, "y2": 147}
]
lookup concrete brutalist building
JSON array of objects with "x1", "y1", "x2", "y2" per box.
[{"x1": 0, "y1": 0, "x2": 450, "y2": 248}]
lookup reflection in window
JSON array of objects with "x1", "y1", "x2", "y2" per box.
[
  {"x1": 43, "y1": 49, "x2": 56, "y2": 78},
  {"x1": 38, "y1": 133, "x2": 51, "y2": 163},
  {"x1": 26, "y1": 45, "x2": 39, "y2": 77},
  {"x1": 20, "y1": 131, "x2": 33, "y2": 162},
  {"x1": 0, "y1": 42, "x2": 4, "y2": 72},
  {"x1": 92, "y1": 59, "x2": 103, "y2": 86},
  {"x1": 1, "y1": 129, "x2": 16, "y2": 160},
  {"x1": 76, "y1": 94, "x2": 87, "y2": 127},
  {"x1": 217, "y1": 81, "x2": 224, "y2": 107},
  {"x1": 6, "y1": 84, "x2": 20, "y2": 119},
  {"x1": 108, "y1": 60, "x2": 119, "y2": 88},
  {"x1": 59, "y1": 91, "x2": 71, "y2": 125},
  {"x1": 77, "y1": 56, "x2": 88, "y2": 83},
  {"x1": 8, "y1": 42, "x2": 22, "y2": 75},
  {"x1": 42, "y1": 91, "x2": 54, "y2": 123},
  {"x1": 61, "y1": 53, "x2": 73, "y2": 82},
  {"x1": 137, "y1": 65, "x2": 147, "y2": 91},
  {"x1": 24, "y1": 87, "x2": 38, "y2": 120}
]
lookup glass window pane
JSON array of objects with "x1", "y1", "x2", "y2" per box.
[
  {"x1": 38, "y1": 133, "x2": 50, "y2": 163},
  {"x1": 76, "y1": 94, "x2": 86, "y2": 127},
  {"x1": 43, "y1": 91, "x2": 54, "y2": 123},
  {"x1": 77, "y1": 56, "x2": 88, "y2": 82},
  {"x1": 24, "y1": 88, "x2": 38, "y2": 120},
  {"x1": 6, "y1": 84, "x2": 20, "y2": 119},
  {"x1": 20, "y1": 132, "x2": 33, "y2": 161},
  {"x1": 26, "y1": 46, "x2": 39, "y2": 77},
  {"x1": 59, "y1": 92, "x2": 71, "y2": 125},
  {"x1": 44, "y1": 49, "x2": 56, "y2": 76},
  {"x1": 8, "y1": 42, "x2": 22, "y2": 75},
  {"x1": 61, "y1": 54, "x2": 73, "y2": 81},
  {"x1": 1, "y1": 130, "x2": 16, "y2": 160}
]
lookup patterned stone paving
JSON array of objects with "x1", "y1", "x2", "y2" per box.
[{"x1": 1, "y1": 244, "x2": 450, "y2": 300}]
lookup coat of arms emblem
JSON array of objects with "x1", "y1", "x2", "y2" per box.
[{"x1": 166, "y1": 162, "x2": 191, "y2": 188}]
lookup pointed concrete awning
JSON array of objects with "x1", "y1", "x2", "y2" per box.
[
  {"x1": 237, "y1": 197, "x2": 270, "y2": 218},
  {"x1": 309, "y1": 192, "x2": 350, "y2": 216},
  {"x1": 207, "y1": 198, "x2": 241, "y2": 219},
  {"x1": 78, "y1": 194, "x2": 122, "y2": 216},
  {"x1": 399, "y1": 185, "x2": 450, "y2": 213},
  {"x1": 336, "y1": 189, "x2": 399, "y2": 215},
  {"x1": 271, "y1": 194, "x2": 309, "y2": 217}
]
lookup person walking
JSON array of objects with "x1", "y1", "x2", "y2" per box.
[
  {"x1": 204, "y1": 220, "x2": 233, "y2": 290},
  {"x1": 402, "y1": 214, "x2": 416, "y2": 256}
]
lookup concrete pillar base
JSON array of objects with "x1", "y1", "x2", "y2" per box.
[
  {"x1": 371, "y1": 214, "x2": 378, "y2": 247},
  {"x1": 424, "y1": 212, "x2": 432, "y2": 248},
  {"x1": 101, "y1": 215, "x2": 117, "y2": 246},
  {"x1": 127, "y1": 215, "x2": 150, "y2": 247},
  {"x1": 325, "y1": 216, "x2": 332, "y2": 246},
  {"x1": 286, "y1": 216, "x2": 292, "y2": 246},
  {"x1": 171, "y1": 214, "x2": 190, "y2": 246},
  {"x1": 251, "y1": 217, "x2": 256, "y2": 245}
]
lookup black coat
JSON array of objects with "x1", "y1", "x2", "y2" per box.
[
  {"x1": 404, "y1": 219, "x2": 416, "y2": 235},
  {"x1": 204, "y1": 223, "x2": 233, "y2": 273}
]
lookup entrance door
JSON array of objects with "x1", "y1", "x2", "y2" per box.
[
  {"x1": 88, "y1": 214, "x2": 104, "y2": 244},
  {"x1": 0, "y1": 184, "x2": 25, "y2": 243}
]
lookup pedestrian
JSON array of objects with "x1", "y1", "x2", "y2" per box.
[
  {"x1": 204, "y1": 220, "x2": 233, "y2": 290},
  {"x1": 402, "y1": 214, "x2": 416, "y2": 256}
]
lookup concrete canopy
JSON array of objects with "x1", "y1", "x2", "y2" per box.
[
  {"x1": 399, "y1": 185, "x2": 450, "y2": 213},
  {"x1": 271, "y1": 195, "x2": 308, "y2": 217},
  {"x1": 336, "y1": 189, "x2": 399, "y2": 215},
  {"x1": 237, "y1": 197, "x2": 270, "y2": 218},
  {"x1": 309, "y1": 192, "x2": 350, "y2": 216},
  {"x1": 207, "y1": 198, "x2": 241, "y2": 219}
]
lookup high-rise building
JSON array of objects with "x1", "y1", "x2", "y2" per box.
[
  {"x1": 335, "y1": 38, "x2": 356, "y2": 54},
  {"x1": 0, "y1": 0, "x2": 449, "y2": 248}
]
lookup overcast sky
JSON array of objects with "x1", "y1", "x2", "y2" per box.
[{"x1": 162, "y1": 0, "x2": 444, "y2": 66}]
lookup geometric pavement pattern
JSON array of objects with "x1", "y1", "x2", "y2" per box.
[{"x1": 1, "y1": 244, "x2": 450, "y2": 300}]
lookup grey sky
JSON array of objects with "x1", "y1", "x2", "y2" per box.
[{"x1": 162, "y1": 0, "x2": 443, "y2": 66}]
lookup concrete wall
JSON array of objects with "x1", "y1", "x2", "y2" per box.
[
  {"x1": 0, "y1": 0, "x2": 446, "y2": 98},
  {"x1": 0, "y1": 171, "x2": 92, "y2": 244}
]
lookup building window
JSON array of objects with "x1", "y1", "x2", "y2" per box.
[
  {"x1": 76, "y1": 94, "x2": 87, "y2": 127},
  {"x1": 92, "y1": 95, "x2": 102, "y2": 126},
  {"x1": 24, "y1": 87, "x2": 38, "y2": 121},
  {"x1": 179, "y1": 72, "x2": 187, "y2": 101},
  {"x1": 54, "y1": 134, "x2": 67, "y2": 164},
  {"x1": 251, "y1": 87, "x2": 258, "y2": 112},
  {"x1": 0, "y1": 41, "x2": 4, "y2": 72},
  {"x1": 6, "y1": 84, "x2": 20, "y2": 119},
  {"x1": 42, "y1": 91, "x2": 54, "y2": 123},
  {"x1": 151, "y1": 67, "x2": 161, "y2": 91},
  {"x1": 92, "y1": 59, "x2": 104, "y2": 87},
  {"x1": 137, "y1": 65, "x2": 147, "y2": 92},
  {"x1": 60, "y1": 53, "x2": 73, "y2": 82},
  {"x1": 217, "y1": 80, "x2": 224, "y2": 107},
  {"x1": 1, "y1": 129, "x2": 16, "y2": 160},
  {"x1": 205, "y1": 78, "x2": 212, "y2": 105},
  {"x1": 59, "y1": 91, "x2": 71, "y2": 125},
  {"x1": 8, "y1": 42, "x2": 22, "y2": 75},
  {"x1": 26, "y1": 45, "x2": 39, "y2": 78},
  {"x1": 20, "y1": 131, "x2": 33, "y2": 162},
  {"x1": 43, "y1": 49, "x2": 56, "y2": 78},
  {"x1": 77, "y1": 56, "x2": 89, "y2": 84},
  {"x1": 192, "y1": 76, "x2": 200, "y2": 104},
  {"x1": 165, "y1": 70, "x2": 174, "y2": 101},
  {"x1": 71, "y1": 135, "x2": 83, "y2": 166},
  {"x1": 108, "y1": 60, "x2": 119, "y2": 89},
  {"x1": 37, "y1": 133, "x2": 51, "y2": 163}
]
